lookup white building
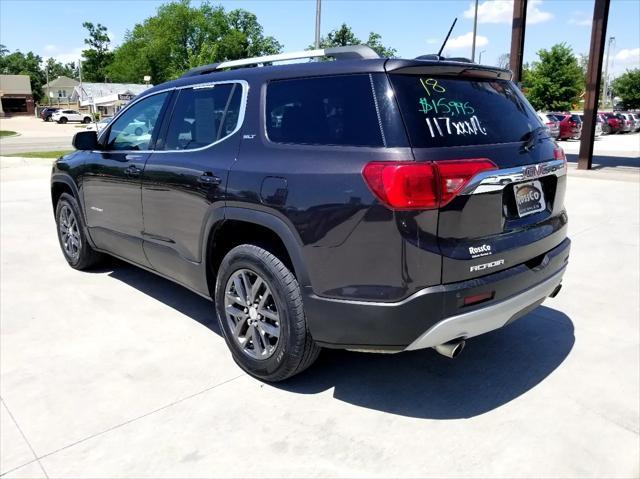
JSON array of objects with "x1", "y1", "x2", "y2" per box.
[{"x1": 70, "y1": 82, "x2": 152, "y2": 116}]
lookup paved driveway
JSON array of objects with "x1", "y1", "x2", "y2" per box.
[{"x1": 1, "y1": 158, "x2": 638, "y2": 478}]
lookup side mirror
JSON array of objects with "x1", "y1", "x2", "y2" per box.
[{"x1": 72, "y1": 130, "x2": 100, "y2": 151}]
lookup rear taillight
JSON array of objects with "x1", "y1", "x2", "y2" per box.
[
  {"x1": 554, "y1": 145, "x2": 567, "y2": 169},
  {"x1": 362, "y1": 159, "x2": 497, "y2": 210}
]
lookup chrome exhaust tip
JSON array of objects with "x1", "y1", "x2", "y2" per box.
[{"x1": 433, "y1": 340, "x2": 466, "y2": 359}]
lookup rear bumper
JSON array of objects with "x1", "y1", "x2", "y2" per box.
[
  {"x1": 405, "y1": 267, "x2": 563, "y2": 350},
  {"x1": 305, "y1": 238, "x2": 570, "y2": 350}
]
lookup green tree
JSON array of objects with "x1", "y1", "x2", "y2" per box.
[
  {"x1": 611, "y1": 69, "x2": 640, "y2": 109},
  {"x1": 81, "y1": 22, "x2": 114, "y2": 82},
  {"x1": 43, "y1": 58, "x2": 78, "y2": 80},
  {"x1": 0, "y1": 46, "x2": 45, "y2": 101},
  {"x1": 107, "y1": 0, "x2": 282, "y2": 84},
  {"x1": 524, "y1": 43, "x2": 583, "y2": 111},
  {"x1": 311, "y1": 23, "x2": 397, "y2": 58}
]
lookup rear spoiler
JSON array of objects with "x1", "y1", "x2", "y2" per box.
[{"x1": 385, "y1": 59, "x2": 512, "y2": 81}]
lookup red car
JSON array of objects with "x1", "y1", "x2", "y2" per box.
[
  {"x1": 600, "y1": 112, "x2": 623, "y2": 134},
  {"x1": 551, "y1": 113, "x2": 582, "y2": 140}
]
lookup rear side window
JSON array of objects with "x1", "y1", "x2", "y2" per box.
[
  {"x1": 266, "y1": 74, "x2": 384, "y2": 147},
  {"x1": 162, "y1": 83, "x2": 242, "y2": 151},
  {"x1": 389, "y1": 75, "x2": 541, "y2": 148}
]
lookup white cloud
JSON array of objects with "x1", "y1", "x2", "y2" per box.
[
  {"x1": 615, "y1": 48, "x2": 640, "y2": 64},
  {"x1": 446, "y1": 31, "x2": 489, "y2": 50},
  {"x1": 568, "y1": 10, "x2": 592, "y2": 26},
  {"x1": 463, "y1": 0, "x2": 552, "y2": 25},
  {"x1": 527, "y1": 0, "x2": 553, "y2": 24},
  {"x1": 44, "y1": 44, "x2": 57, "y2": 53},
  {"x1": 43, "y1": 47, "x2": 84, "y2": 65},
  {"x1": 426, "y1": 38, "x2": 439, "y2": 45}
]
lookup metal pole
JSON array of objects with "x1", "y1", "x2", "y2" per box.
[
  {"x1": 602, "y1": 36, "x2": 613, "y2": 108},
  {"x1": 314, "y1": 0, "x2": 321, "y2": 49},
  {"x1": 479, "y1": 50, "x2": 485, "y2": 64},
  {"x1": 578, "y1": 0, "x2": 610, "y2": 171},
  {"x1": 471, "y1": 0, "x2": 478, "y2": 62},
  {"x1": 509, "y1": 0, "x2": 528, "y2": 83},
  {"x1": 46, "y1": 67, "x2": 49, "y2": 106}
]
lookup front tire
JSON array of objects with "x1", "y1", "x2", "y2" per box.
[
  {"x1": 83, "y1": 117, "x2": 91, "y2": 124},
  {"x1": 215, "y1": 245, "x2": 320, "y2": 381},
  {"x1": 55, "y1": 193, "x2": 102, "y2": 270},
  {"x1": 59, "y1": 117, "x2": 68, "y2": 124}
]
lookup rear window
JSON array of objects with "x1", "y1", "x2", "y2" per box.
[
  {"x1": 266, "y1": 74, "x2": 384, "y2": 147},
  {"x1": 389, "y1": 75, "x2": 541, "y2": 148}
]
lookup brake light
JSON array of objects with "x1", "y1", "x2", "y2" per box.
[
  {"x1": 362, "y1": 159, "x2": 497, "y2": 210},
  {"x1": 553, "y1": 146, "x2": 566, "y2": 162}
]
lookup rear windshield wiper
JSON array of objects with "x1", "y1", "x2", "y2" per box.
[{"x1": 521, "y1": 126, "x2": 549, "y2": 152}]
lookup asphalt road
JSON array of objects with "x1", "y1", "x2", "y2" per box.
[{"x1": 0, "y1": 157, "x2": 638, "y2": 477}]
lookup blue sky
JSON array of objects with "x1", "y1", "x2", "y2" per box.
[{"x1": 1, "y1": 0, "x2": 638, "y2": 77}]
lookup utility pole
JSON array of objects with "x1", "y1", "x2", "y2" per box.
[
  {"x1": 471, "y1": 0, "x2": 479, "y2": 61},
  {"x1": 314, "y1": 0, "x2": 322, "y2": 49},
  {"x1": 578, "y1": 0, "x2": 610, "y2": 170},
  {"x1": 602, "y1": 36, "x2": 614, "y2": 108},
  {"x1": 509, "y1": 0, "x2": 528, "y2": 83},
  {"x1": 45, "y1": 66, "x2": 50, "y2": 106}
]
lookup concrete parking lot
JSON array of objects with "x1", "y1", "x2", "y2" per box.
[
  {"x1": 0, "y1": 116, "x2": 80, "y2": 155},
  {"x1": 0, "y1": 149, "x2": 639, "y2": 476}
]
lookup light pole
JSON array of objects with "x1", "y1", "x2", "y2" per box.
[
  {"x1": 479, "y1": 50, "x2": 486, "y2": 64},
  {"x1": 602, "y1": 36, "x2": 615, "y2": 108},
  {"x1": 471, "y1": 0, "x2": 479, "y2": 62},
  {"x1": 314, "y1": 0, "x2": 321, "y2": 49}
]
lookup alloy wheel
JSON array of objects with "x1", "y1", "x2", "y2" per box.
[
  {"x1": 59, "y1": 204, "x2": 81, "y2": 261},
  {"x1": 224, "y1": 268, "x2": 280, "y2": 360}
]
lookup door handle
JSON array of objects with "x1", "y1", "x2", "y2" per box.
[
  {"x1": 197, "y1": 172, "x2": 221, "y2": 186},
  {"x1": 124, "y1": 165, "x2": 142, "y2": 177}
]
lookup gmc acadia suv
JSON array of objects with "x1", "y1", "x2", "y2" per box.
[{"x1": 51, "y1": 46, "x2": 570, "y2": 381}]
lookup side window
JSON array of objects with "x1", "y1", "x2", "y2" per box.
[
  {"x1": 105, "y1": 92, "x2": 169, "y2": 151},
  {"x1": 266, "y1": 74, "x2": 384, "y2": 147},
  {"x1": 162, "y1": 83, "x2": 241, "y2": 151}
]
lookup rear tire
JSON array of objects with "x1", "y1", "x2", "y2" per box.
[
  {"x1": 55, "y1": 193, "x2": 102, "y2": 270},
  {"x1": 83, "y1": 117, "x2": 91, "y2": 124},
  {"x1": 215, "y1": 244, "x2": 320, "y2": 382}
]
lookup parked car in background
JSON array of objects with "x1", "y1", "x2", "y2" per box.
[
  {"x1": 51, "y1": 109, "x2": 93, "y2": 124},
  {"x1": 630, "y1": 113, "x2": 640, "y2": 132},
  {"x1": 601, "y1": 112, "x2": 623, "y2": 134},
  {"x1": 617, "y1": 113, "x2": 633, "y2": 133},
  {"x1": 40, "y1": 107, "x2": 60, "y2": 122},
  {"x1": 551, "y1": 113, "x2": 582, "y2": 140},
  {"x1": 578, "y1": 115, "x2": 602, "y2": 138},
  {"x1": 537, "y1": 112, "x2": 560, "y2": 139}
]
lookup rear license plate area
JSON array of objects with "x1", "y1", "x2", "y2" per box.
[{"x1": 514, "y1": 180, "x2": 546, "y2": 217}]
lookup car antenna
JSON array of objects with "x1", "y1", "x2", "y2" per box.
[{"x1": 437, "y1": 17, "x2": 458, "y2": 58}]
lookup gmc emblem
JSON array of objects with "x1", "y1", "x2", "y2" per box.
[{"x1": 523, "y1": 163, "x2": 550, "y2": 179}]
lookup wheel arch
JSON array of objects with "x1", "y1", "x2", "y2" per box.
[{"x1": 203, "y1": 207, "x2": 311, "y2": 297}]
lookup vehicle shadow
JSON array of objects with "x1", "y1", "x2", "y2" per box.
[
  {"x1": 566, "y1": 152, "x2": 640, "y2": 169},
  {"x1": 277, "y1": 307, "x2": 574, "y2": 419},
  {"x1": 102, "y1": 258, "x2": 574, "y2": 420}
]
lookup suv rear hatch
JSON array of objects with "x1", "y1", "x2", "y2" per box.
[{"x1": 386, "y1": 64, "x2": 568, "y2": 283}]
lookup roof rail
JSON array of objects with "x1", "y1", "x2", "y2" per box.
[{"x1": 181, "y1": 45, "x2": 380, "y2": 78}]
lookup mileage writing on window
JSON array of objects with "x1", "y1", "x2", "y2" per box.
[{"x1": 417, "y1": 78, "x2": 487, "y2": 138}]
